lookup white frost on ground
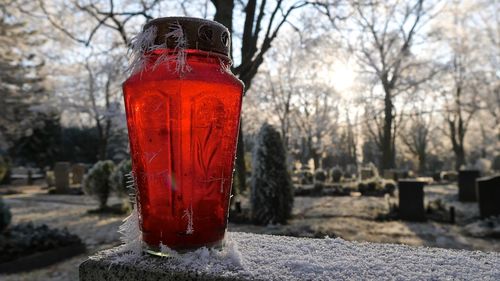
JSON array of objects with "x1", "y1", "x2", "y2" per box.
[
  {"x1": 3, "y1": 183, "x2": 500, "y2": 280},
  {"x1": 465, "y1": 216, "x2": 500, "y2": 238},
  {"x1": 91, "y1": 232, "x2": 500, "y2": 280}
]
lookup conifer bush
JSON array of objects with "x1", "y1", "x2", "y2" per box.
[
  {"x1": 109, "y1": 159, "x2": 133, "y2": 198},
  {"x1": 109, "y1": 159, "x2": 133, "y2": 210},
  {"x1": 331, "y1": 166, "x2": 343, "y2": 183},
  {"x1": 251, "y1": 123, "x2": 293, "y2": 225},
  {"x1": 83, "y1": 160, "x2": 115, "y2": 209},
  {"x1": 314, "y1": 169, "x2": 327, "y2": 182}
]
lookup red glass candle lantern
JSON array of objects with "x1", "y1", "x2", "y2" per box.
[{"x1": 123, "y1": 17, "x2": 244, "y2": 252}]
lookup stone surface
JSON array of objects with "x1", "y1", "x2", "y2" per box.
[
  {"x1": 383, "y1": 170, "x2": 396, "y2": 180},
  {"x1": 477, "y1": 175, "x2": 500, "y2": 219},
  {"x1": 458, "y1": 170, "x2": 480, "y2": 202},
  {"x1": 71, "y1": 164, "x2": 86, "y2": 185},
  {"x1": 360, "y1": 169, "x2": 375, "y2": 180},
  {"x1": 80, "y1": 232, "x2": 500, "y2": 281},
  {"x1": 441, "y1": 171, "x2": 458, "y2": 182},
  {"x1": 54, "y1": 162, "x2": 70, "y2": 193},
  {"x1": 398, "y1": 179, "x2": 426, "y2": 221}
]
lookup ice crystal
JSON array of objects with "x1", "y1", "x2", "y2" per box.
[
  {"x1": 182, "y1": 204, "x2": 194, "y2": 234},
  {"x1": 164, "y1": 21, "x2": 192, "y2": 74},
  {"x1": 117, "y1": 205, "x2": 142, "y2": 255},
  {"x1": 124, "y1": 171, "x2": 137, "y2": 205},
  {"x1": 128, "y1": 25, "x2": 157, "y2": 75},
  {"x1": 128, "y1": 21, "x2": 191, "y2": 75}
]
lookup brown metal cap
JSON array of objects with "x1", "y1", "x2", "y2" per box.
[{"x1": 143, "y1": 17, "x2": 230, "y2": 57}]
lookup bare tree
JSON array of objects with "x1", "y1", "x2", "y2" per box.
[
  {"x1": 474, "y1": 0, "x2": 500, "y2": 141},
  {"x1": 212, "y1": 0, "x2": 315, "y2": 190},
  {"x1": 293, "y1": 83, "x2": 339, "y2": 169},
  {"x1": 338, "y1": 0, "x2": 435, "y2": 170},
  {"x1": 36, "y1": 0, "x2": 162, "y2": 46},
  {"x1": 434, "y1": 1, "x2": 485, "y2": 170},
  {"x1": 0, "y1": 1, "x2": 48, "y2": 149},
  {"x1": 83, "y1": 54, "x2": 125, "y2": 160},
  {"x1": 355, "y1": 0, "x2": 434, "y2": 169},
  {"x1": 399, "y1": 108, "x2": 434, "y2": 174},
  {"x1": 37, "y1": 0, "x2": 320, "y2": 190},
  {"x1": 443, "y1": 59, "x2": 478, "y2": 170}
]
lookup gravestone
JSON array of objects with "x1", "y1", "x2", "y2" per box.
[
  {"x1": 398, "y1": 179, "x2": 426, "y2": 221},
  {"x1": 331, "y1": 167, "x2": 343, "y2": 183},
  {"x1": 383, "y1": 170, "x2": 396, "y2": 180},
  {"x1": 46, "y1": 171, "x2": 55, "y2": 187},
  {"x1": 395, "y1": 170, "x2": 410, "y2": 181},
  {"x1": 27, "y1": 169, "x2": 33, "y2": 185},
  {"x1": 432, "y1": 172, "x2": 441, "y2": 182},
  {"x1": 299, "y1": 170, "x2": 313, "y2": 185},
  {"x1": 360, "y1": 169, "x2": 375, "y2": 180},
  {"x1": 441, "y1": 171, "x2": 458, "y2": 182},
  {"x1": 314, "y1": 169, "x2": 327, "y2": 183},
  {"x1": 476, "y1": 175, "x2": 500, "y2": 219},
  {"x1": 54, "y1": 162, "x2": 70, "y2": 193},
  {"x1": 458, "y1": 170, "x2": 480, "y2": 202},
  {"x1": 72, "y1": 163, "x2": 86, "y2": 185}
]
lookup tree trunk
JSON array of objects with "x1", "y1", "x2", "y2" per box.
[
  {"x1": 98, "y1": 138, "x2": 107, "y2": 161},
  {"x1": 213, "y1": 0, "x2": 234, "y2": 34},
  {"x1": 381, "y1": 90, "x2": 394, "y2": 170},
  {"x1": 418, "y1": 152, "x2": 426, "y2": 175},
  {"x1": 213, "y1": 0, "x2": 247, "y2": 194},
  {"x1": 454, "y1": 145, "x2": 466, "y2": 171}
]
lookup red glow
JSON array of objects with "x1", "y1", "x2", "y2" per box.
[{"x1": 123, "y1": 50, "x2": 243, "y2": 250}]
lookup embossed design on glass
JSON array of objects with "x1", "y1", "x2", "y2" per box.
[{"x1": 123, "y1": 20, "x2": 243, "y2": 251}]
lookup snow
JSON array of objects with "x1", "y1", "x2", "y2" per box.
[
  {"x1": 86, "y1": 232, "x2": 500, "y2": 280},
  {"x1": 465, "y1": 216, "x2": 500, "y2": 238}
]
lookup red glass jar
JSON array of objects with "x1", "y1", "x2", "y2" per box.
[{"x1": 123, "y1": 17, "x2": 243, "y2": 251}]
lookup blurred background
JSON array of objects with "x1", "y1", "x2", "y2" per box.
[{"x1": 0, "y1": 0, "x2": 499, "y2": 280}]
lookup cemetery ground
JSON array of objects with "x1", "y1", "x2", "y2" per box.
[{"x1": 1, "y1": 180, "x2": 500, "y2": 281}]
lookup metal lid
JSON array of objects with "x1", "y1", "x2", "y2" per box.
[{"x1": 143, "y1": 17, "x2": 230, "y2": 57}]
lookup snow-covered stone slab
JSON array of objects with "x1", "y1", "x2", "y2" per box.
[{"x1": 80, "y1": 232, "x2": 500, "y2": 281}]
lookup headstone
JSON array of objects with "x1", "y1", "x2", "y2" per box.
[
  {"x1": 398, "y1": 179, "x2": 426, "y2": 221},
  {"x1": 432, "y1": 172, "x2": 441, "y2": 182},
  {"x1": 395, "y1": 170, "x2": 410, "y2": 181},
  {"x1": 492, "y1": 155, "x2": 500, "y2": 172},
  {"x1": 360, "y1": 168, "x2": 374, "y2": 180},
  {"x1": 72, "y1": 163, "x2": 86, "y2": 185},
  {"x1": 27, "y1": 169, "x2": 33, "y2": 185},
  {"x1": 476, "y1": 175, "x2": 500, "y2": 219},
  {"x1": 299, "y1": 169, "x2": 313, "y2": 185},
  {"x1": 54, "y1": 162, "x2": 70, "y2": 193},
  {"x1": 314, "y1": 169, "x2": 327, "y2": 183},
  {"x1": 458, "y1": 170, "x2": 480, "y2": 202},
  {"x1": 46, "y1": 171, "x2": 55, "y2": 187},
  {"x1": 331, "y1": 167, "x2": 343, "y2": 183},
  {"x1": 383, "y1": 170, "x2": 396, "y2": 180},
  {"x1": 441, "y1": 171, "x2": 458, "y2": 182}
]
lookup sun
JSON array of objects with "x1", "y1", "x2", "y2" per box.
[{"x1": 318, "y1": 59, "x2": 357, "y2": 99}]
